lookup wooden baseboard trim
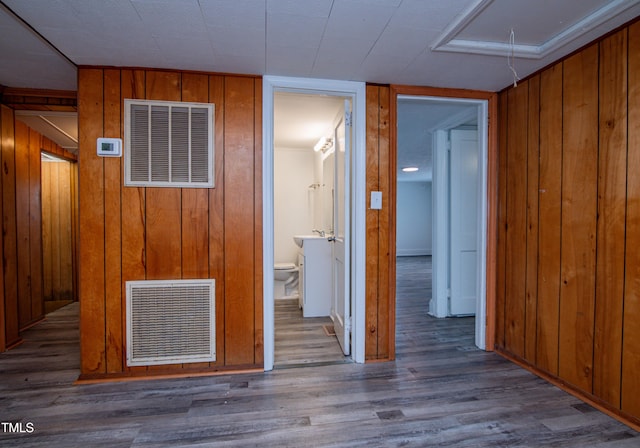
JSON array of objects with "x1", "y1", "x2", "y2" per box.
[
  {"x1": 495, "y1": 348, "x2": 640, "y2": 433},
  {"x1": 75, "y1": 367, "x2": 264, "y2": 385}
]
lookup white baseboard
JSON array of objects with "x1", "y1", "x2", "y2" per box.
[{"x1": 396, "y1": 248, "x2": 432, "y2": 257}]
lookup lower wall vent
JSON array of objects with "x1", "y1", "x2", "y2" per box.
[{"x1": 126, "y1": 279, "x2": 215, "y2": 366}]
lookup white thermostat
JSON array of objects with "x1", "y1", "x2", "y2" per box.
[{"x1": 97, "y1": 137, "x2": 122, "y2": 157}]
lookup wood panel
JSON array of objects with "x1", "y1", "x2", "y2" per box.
[
  {"x1": 224, "y1": 77, "x2": 256, "y2": 364},
  {"x1": 28, "y1": 129, "x2": 43, "y2": 321},
  {"x1": 41, "y1": 154, "x2": 52, "y2": 303},
  {"x1": 622, "y1": 20, "x2": 640, "y2": 417},
  {"x1": 593, "y1": 29, "x2": 627, "y2": 407},
  {"x1": 558, "y1": 46, "x2": 599, "y2": 393},
  {"x1": 253, "y1": 77, "x2": 263, "y2": 366},
  {"x1": 119, "y1": 69, "x2": 147, "y2": 377},
  {"x1": 15, "y1": 121, "x2": 33, "y2": 328},
  {"x1": 365, "y1": 85, "x2": 380, "y2": 360},
  {"x1": 525, "y1": 75, "x2": 540, "y2": 363},
  {"x1": 365, "y1": 84, "x2": 393, "y2": 361},
  {"x1": 223, "y1": 76, "x2": 256, "y2": 366},
  {"x1": 78, "y1": 68, "x2": 264, "y2": 378},
  {"x1": 377, "y1": 86, "x2": 392, "y2": 360},
  {"x1": 496, "y1": 20, "x2": 640, "y2": 427},
  {"x1": 208, "y1": 75, "x2": 226, "y2": 367},
  {"x1": 536, "y1": 64, "x2": 563, "y2": 375},
  {"x1": 0, "y1": 106, "x2": 9, "y2": 351},
  {"x1": 42, "y1": 161, "x2": 74, "y2": 305},
  {"x1": 504, "y1": 81, "x2": 528, "y2": 358},
  {"x1": 1, "y1": 105, "x2": 20, "y2": 348},
  {"x1": 104, "y1": 69, "x2": 123, "y2": 373},
  {"x1": 78, "y1": 68, "x2": 106, "y2": 375},
  {"x1": 495, "y1": 92, "x2": 508, "y2": 349}
]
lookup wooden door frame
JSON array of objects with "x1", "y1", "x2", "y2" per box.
[{"x1": 389, "y1": 85, "x2": 498, "y2": 352}]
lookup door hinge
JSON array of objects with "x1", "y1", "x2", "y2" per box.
[
  {"x1": 345, "y1": 110, "x2": 352, "y2": 127},
  {"x1": 346, "y1": 316, "x2": 352, "y2": 332}
]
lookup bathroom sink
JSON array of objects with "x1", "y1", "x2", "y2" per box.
[{"x1": 293, "y1": 234, "x2": 324, "y2": 248}]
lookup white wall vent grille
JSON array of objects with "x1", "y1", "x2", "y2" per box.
[
  {"x1": 124, "y1": 99, "x2": 214, "y2": 188},
  {"x1": 126, "y1": 279, "x2": 215, "y2": 366}
]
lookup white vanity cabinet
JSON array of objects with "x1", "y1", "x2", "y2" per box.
[{"x1": 296, "y1": 237, "x2": 332, "y2": 317}]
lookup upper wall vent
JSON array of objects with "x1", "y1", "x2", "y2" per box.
[
  {"x1": 126, "y1": 279, "x2": 216, "y2": 366},
  {"x1": 124, "y1": 99, "x2": 214, "y2": 188}
]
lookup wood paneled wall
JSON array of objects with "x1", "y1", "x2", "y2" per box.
[
  {"x1": 42, "y1": 159, "x2": 77, "y2": 307},
  {"x1": 77, "y1": 68, "x2": 263, "y2": 379},
  {"x1": 496, "y1": 22, "x2": 640, "y2": 426},
  {"x1": 365, "y1": 85, "x2": 394, "y2": 361},
  {"x1": 0, "y1": 104, "x2": 75, "y2": 352},
  {"x1": 14, "y1": 120, "x2": 44, "y2": 330}
]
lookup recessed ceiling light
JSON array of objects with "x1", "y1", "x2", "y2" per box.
[{"x1": 402, "y1": 166, "x2": 419, "y2": 172}]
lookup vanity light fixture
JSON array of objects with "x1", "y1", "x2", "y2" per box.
[
  {"x1": 402, "y1": 166, "x2": 419, "y2": 172},
  {"x1": 314, "y1": 136, "x2": 333, "y2": 153}
]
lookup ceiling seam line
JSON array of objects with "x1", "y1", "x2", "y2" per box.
[{"x1": 0, "y1": 1, "x2": 77, "y2": 69}]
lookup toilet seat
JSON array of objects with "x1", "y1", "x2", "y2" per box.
[{"x1": 274, "y1": 262, "x2": 297, "y2": 271}]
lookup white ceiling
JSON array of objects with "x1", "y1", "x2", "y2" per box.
[{"x1": 1, "y1": 0, "x2": 639, "y2": 180}]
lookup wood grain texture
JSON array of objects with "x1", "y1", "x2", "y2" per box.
[
  {"x1": 209, "y1": 74, "x2": 226, "y2": 367},
  {"x1": 253, "y1": 77, "x2": 264, "y2": 366},
  {"x1": 622, "y1": 20, "x2": 640, "y2": 417},
  {"x1": 28, "y1": 128, "x2": 43, "y2": 321},
  {"x1": 1, "y1": 105, "x2": 21, "y2": 348},
  {"x1": 536, "y1": 64, "x2": 563, "y2": 375},
  {"x1": 495, "y1": 92, "x2": 508, "y2": 349},
  {"x1": 103, "y1": 69, "x2": 124, "y2": 373},
  {"x1": 223, "y1": 76, "x2": 256, "y2": 366},
  {"x1": 365, "y1": 85, "x2": 381, "y2": 360},
  {"x1": 0, "y1": 106, "x2": 8, "y2": 351},
  {"x1": 78, "y1": 68, "x2": 106, "y2": 374},
  {"x1": 497, "y1": 20, "x2": 640, "y2": 424},
  {"x1": 119, "y1": 71, "x2": 147, "y2": 377},
  {"x1": 504, "y1": 81, "x2": 528, "y2": 358},
  {"x1": 377, "y1": 85, "x2": 392, "y2": 360},
  {"x1": 558, "y1": 46, "x2": 599, "y2": 393},
  {"x1": 594, "y1": 29, "x2": 627, "y2": 407},
  {"x1": 15, "y1": 121, "x2": 33, "y2": 328},
  {"x1": 78, "y1": 68, "x2": 263, "y2": 376},
  {"x1": 525, "y1": 75, "x2": 540, "y2": 364},
  {"x1": 41, "y1": 161, "x2": 74, "y2": 306}
]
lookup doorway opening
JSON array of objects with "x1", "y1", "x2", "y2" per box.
[
  {"x1": 272, "y1": 91, "x2": 347, "y2": 367},
  {"x1": 41, "y1": 152, "x2": 78, "y2": 315},
  {"x1": 263, "y1": 76, "x2": 367, "y2": 371},
  {"x1": 396, "y1": 94, "x2": 489, "y2": 350}
]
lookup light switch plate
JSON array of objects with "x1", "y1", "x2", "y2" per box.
[{"x1": 371, "y1": 191, "x2": 382, "y2": 209}]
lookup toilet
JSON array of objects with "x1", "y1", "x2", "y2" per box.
[{"x1": 274, "y1": 262, "x2": 299, "y2": 299}]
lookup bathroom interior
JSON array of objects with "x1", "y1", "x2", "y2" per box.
[{"x1": 272, "y1": 91, "x2": 348, "y2": 367}]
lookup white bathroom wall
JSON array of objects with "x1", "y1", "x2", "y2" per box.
[
  {"x1": 274, "y1": 147, "x2": 316, "y2": 264},
  {"x1": 397, "y1": 181, "x2": 432, "y2": 256}
]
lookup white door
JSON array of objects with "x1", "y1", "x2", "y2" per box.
[
  {"x1": 331, "y1": 100, "x2": 351, "y2": 355},
  {"x1": 449, "y1": 129, "x2": 478, "y2": 316}
]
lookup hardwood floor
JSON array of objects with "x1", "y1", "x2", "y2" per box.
[
  {"x1": 274, "y1": 298, "x2": 348, "y2": 368},
  {"x1": 1, "y1": 258, "x2": 638, "y2": 446}
]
